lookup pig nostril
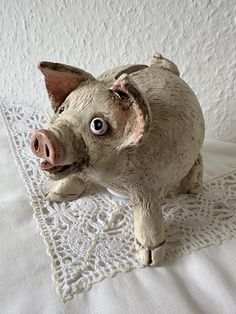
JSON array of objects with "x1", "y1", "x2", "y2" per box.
[
  {"x1": 45, "y1": 145, "x2": 50, "y2": 158},
  {"x1": 34, "y1": 138, "x2": 39, "y2": 151}
]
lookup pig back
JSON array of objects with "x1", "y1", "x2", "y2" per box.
[{"x1": 98, "y1": 64, "x2": 205, "y2": 185}]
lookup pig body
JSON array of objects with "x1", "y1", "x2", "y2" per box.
[{"x1": 31, "y1": 53, "x2": 205, "y2": 266}]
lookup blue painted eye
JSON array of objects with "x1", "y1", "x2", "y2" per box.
[
  {"x1": 58, "y1": 106, "x2": 65, "y2": 114},
  {"x1": 90, "y1": 118, "x2": 108, "y2": 135}
]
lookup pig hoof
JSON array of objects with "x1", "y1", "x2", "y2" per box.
[
  {"x1": 180, "y1": 171, "x2": 203, "y2": 195},
  {"x1": 136, "y1": 240, "x2": 166, "y2": 266},
  {"x1": 180, "y1": 183, "x2": 202, "y2": 195},
  {"x1": 46, "y1": 191, "x2": 80, "y2": 203}
]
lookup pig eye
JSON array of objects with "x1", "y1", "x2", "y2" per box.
[
  {"x1": 90, "y1": 118, "x2": 108, "y2": 135},
  {"x1": 58, "y1": 106, "x2": 65, "y2": 114}
]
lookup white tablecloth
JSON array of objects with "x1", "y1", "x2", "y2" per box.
[{"x1": 1, "y1": 117, "x2": 236, "y2": 314}]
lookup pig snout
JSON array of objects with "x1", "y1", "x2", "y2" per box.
[{"x1": 31, "y1": 129, "x2": 64, "y2": 170}]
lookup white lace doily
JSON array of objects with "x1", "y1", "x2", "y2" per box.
[{"x1": 1, "y1": 101, "x2": 236, "y2": 303}]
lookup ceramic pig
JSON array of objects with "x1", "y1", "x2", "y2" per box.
[{"x1": 31, "y1": 53, "x2": 205, "y2": 266}]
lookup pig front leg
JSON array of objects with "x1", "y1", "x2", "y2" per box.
[
  {"x1": 46, "y1": 175, "x2": 87, "y2": 202},
  {"x1": 131, "y1": 189, "x2": 166, "y2": 266}
]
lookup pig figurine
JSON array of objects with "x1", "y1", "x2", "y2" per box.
[{"x1": 31, "y1": 53, "x2": 205, "y2": 266}]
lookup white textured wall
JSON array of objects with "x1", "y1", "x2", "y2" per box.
[{"x1": 1, "y1": 0, "x2": 236, "y2": 142}]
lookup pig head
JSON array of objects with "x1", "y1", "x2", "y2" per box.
[{"x1": 31, "y1": 62, "x2": 151, "y2": 183}]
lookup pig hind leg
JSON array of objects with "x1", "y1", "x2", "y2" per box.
[{"x1": 180, "y1": 153, "x2": 203, "y2": 194}]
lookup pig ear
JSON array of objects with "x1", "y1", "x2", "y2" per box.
[
  {"x1": 38, "y1": 61, "x2": 95, "y2": 112},
  {"x1": 110, "y1": 74, "x2": 152, "y2": 149}
]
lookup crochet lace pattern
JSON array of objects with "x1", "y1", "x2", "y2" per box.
[{"x1": 1, "y1": 101, "x2": 236, "y2": 302}]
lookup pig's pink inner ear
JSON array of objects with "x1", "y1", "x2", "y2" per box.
[
  {"x1": 39, "y1": 62, "x2": 94, "y2": 111},
  {"x1": 131, "y1": 103, "x2": 146, "y2": 144},
  {"x1": 42, "y1": 70, "x2": 83, "y2": 108},
  {"x1": 110, "y1": 73, "x2": 152, "y2": 149}
]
